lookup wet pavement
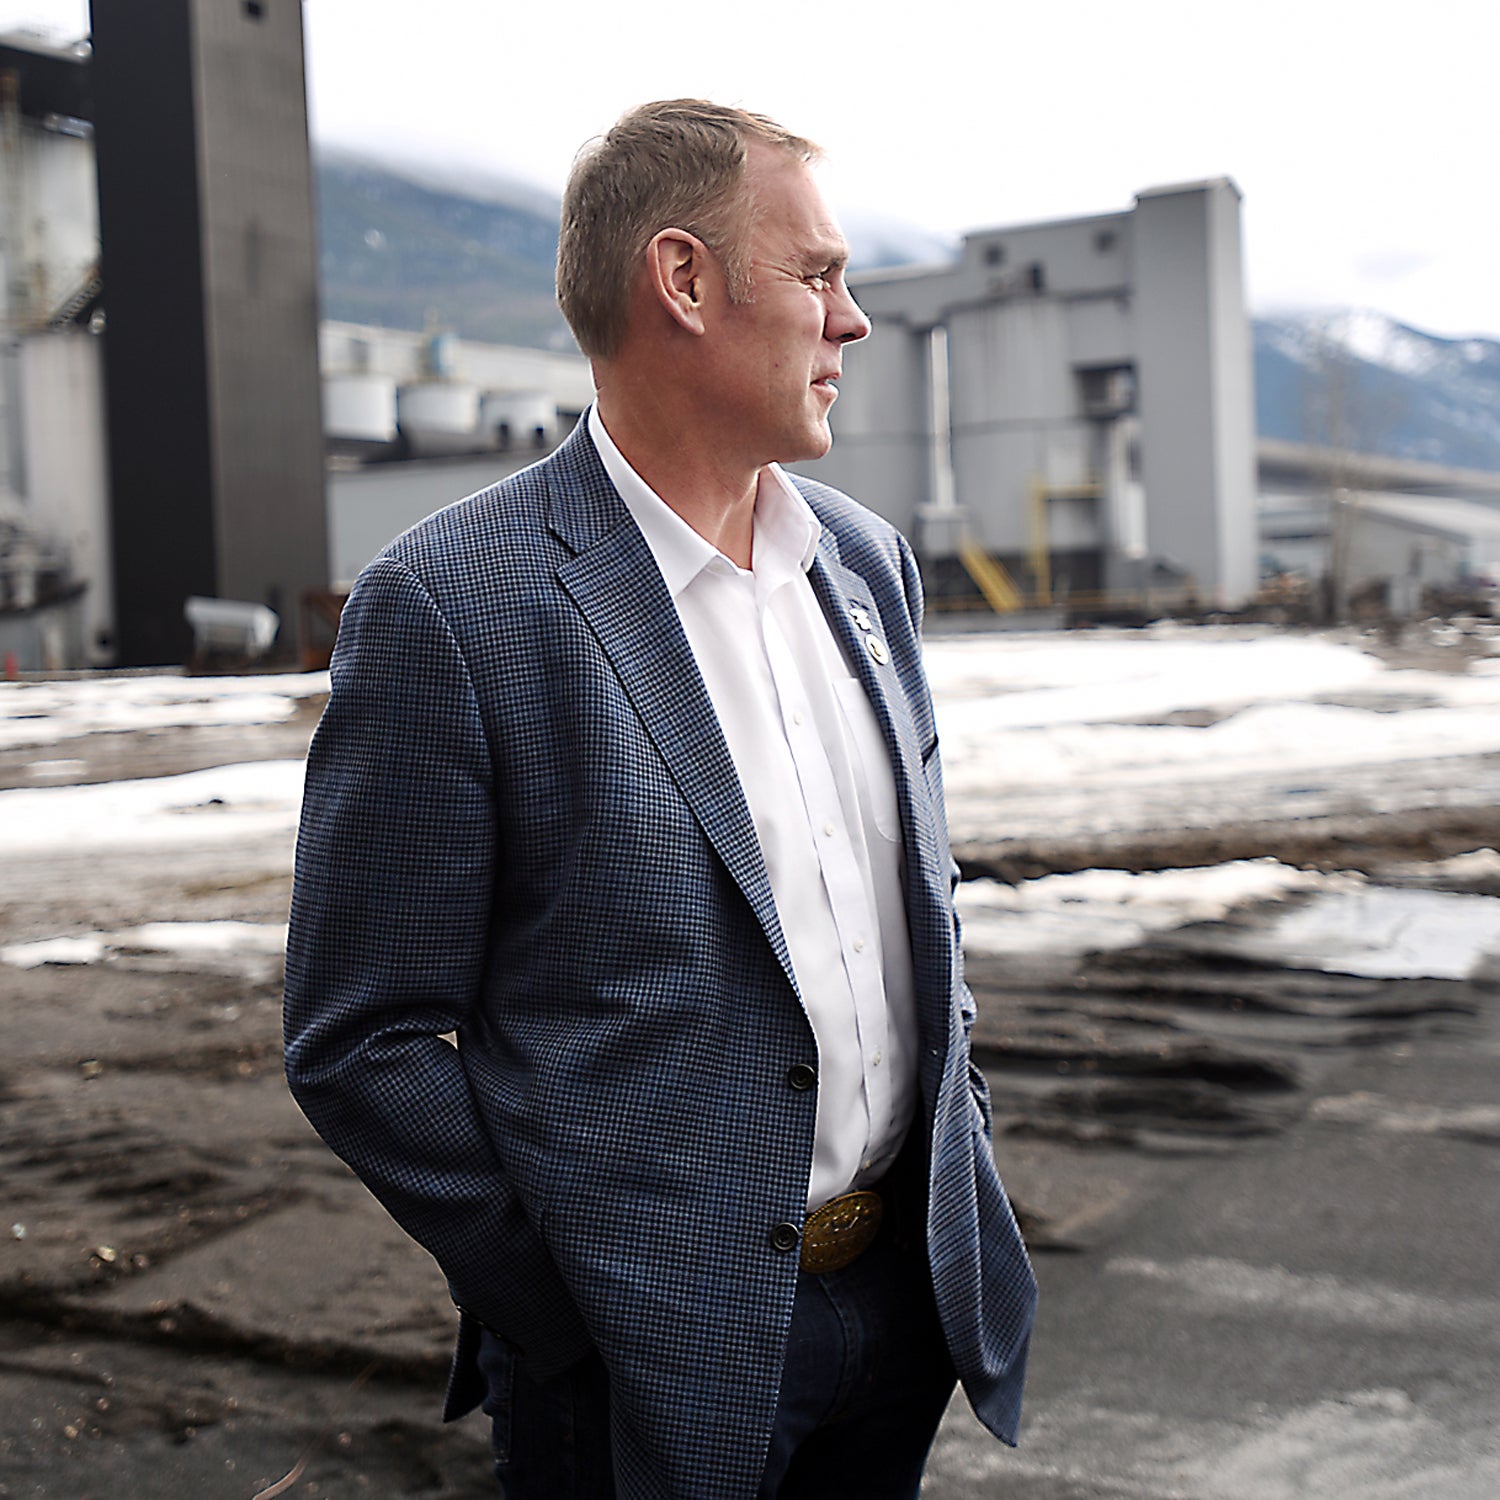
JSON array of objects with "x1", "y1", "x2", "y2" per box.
[
  {"x1": 931, "y1": 971, "x2": 1500, "y2": 1498},
  {"x1": 926, "y1": 867, "x2": 1500, "y2": 1496}
]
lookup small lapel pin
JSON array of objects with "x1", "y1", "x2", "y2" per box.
[
  {"x1": 850, "y1": 605, "x2": 874, "y2": 633},
  {"x1": 865, "y1": 635, "x2": 890, "y2": 666}
]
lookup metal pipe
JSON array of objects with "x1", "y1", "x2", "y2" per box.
[{"x1": 927, "y1": 324, "x2": 957, "y2": 513}]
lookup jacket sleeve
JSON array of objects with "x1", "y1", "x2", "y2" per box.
[{"x1": 282, "y1": 555, "x2": 583, "y2": 1367}]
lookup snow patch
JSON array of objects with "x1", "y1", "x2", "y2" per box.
[
  {"x1": 2, "y1": 935, "x2": 107, "y2": 967},
  {"x1": 924, "y1": 630, "x2": 1500, "y2": 837},
  {"x1": 2, "y1": 920, "x2": 288, "y2": 969},
  {"x1": 0, "y1": 760, "x2": 307, "y2": 855},
  {"x1": 0, "y1": 672, "x2": 328, "y2": 751},
  {"x1": 1389, "y1": 847, "x2": 1500, "y2": 880},
  {"x1": 12, "y1": 630, "x2": 1500, "y2": 902},
  {"x1": 923, "y1": 631, "x2": 1381, "y2": 722},
  {"x1": 1337, "y1": 309, "x2": 1439, "y2": 377},
  {"x1": 1252, "y1": 886, "x2": 1500, "y2": 979},
  {"x1": 956, "y1": 859, "x2": 1345, "y2": 956}
]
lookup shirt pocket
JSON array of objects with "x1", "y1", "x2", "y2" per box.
[{"x1": 833, "y1": 676, "x2": 902, "y2": 843}]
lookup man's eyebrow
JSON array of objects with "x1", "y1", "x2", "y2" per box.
[{"x1": 801, "y1": 238, "x2": 850, "y2": 271}]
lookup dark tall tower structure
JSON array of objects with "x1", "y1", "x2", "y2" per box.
[{"x1": 90, "y1": 0, "x2": 326, "y2": 665}]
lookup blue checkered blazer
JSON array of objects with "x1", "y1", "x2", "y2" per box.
[{"x1": 283, "y1": 420, "x2": 1036, "y2": 1498}]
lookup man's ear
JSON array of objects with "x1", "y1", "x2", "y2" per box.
[{"x1": 646, "y1": 228, "x2": 709, "y2": 336}]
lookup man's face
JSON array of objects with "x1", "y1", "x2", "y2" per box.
[{"x1": 709, "y1": 147, "x2": 871, "y2": 467}]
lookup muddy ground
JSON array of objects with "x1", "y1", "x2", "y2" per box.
[{"x1": 2, "y1": 653, "x2": 1497, "y2": 1498}]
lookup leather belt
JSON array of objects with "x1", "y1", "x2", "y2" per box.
[{"x1": 799, "y1": 1189, "x2": 884, "y2": 1274}]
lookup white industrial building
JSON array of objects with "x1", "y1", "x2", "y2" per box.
[
  {"x1": 801, "y1": 179, "x2": 1260, "y2": 611},
  {"x1": 320, "y1": 320, "x2": 593, "y2": 459},
  {"x1": 0, "y1": 24, "x2": 593, "y2": 670},
  {"x1": 319, "y1": 320, "x2": 593, "y2": 586},
  {"x1": 1257, "y1": 439, "x2": 1500, "y2": 612},
  {"x1": 0, "y1": 29, "x2": 107, "y2": 669}
]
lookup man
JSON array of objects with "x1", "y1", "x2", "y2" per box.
[{"x1": 284, "y1": 100, "x2": 1035, "y2": 1498}]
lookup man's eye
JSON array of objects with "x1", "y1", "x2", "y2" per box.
[{"x1": 808, "y1": 272, "x2": 832, "y2": 290}]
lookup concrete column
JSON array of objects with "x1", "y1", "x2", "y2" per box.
[{"x1": 1133, "y1": 180, "x2": 1257, "y2": 607}]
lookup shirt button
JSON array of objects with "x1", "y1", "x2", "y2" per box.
[
  {"x1": 853, "y1": 937, "x2": 865, "y2": 953},
  {"x1": 769, "y1": 1222, "x2": 800, "y2": 1254},
  {"x1": 822, "y1": 822, "x2": 836, "y2": 838},
  {"x1": 872, "y1": 1050, "x2": 883, "y2": 1067},
  {"x1": 792, "y1": 709, "x2": 804, "y2": 726},
  {"x1": 786, "y1": 1062, "x2": 817, "y2": 1091}
]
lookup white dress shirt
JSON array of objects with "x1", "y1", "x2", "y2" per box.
[{"x1": 588, "y1": 405, "x2": 918, "y2": 1209}]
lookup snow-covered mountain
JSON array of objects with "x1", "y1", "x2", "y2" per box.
[
  {"x1": 314, "y1": 148, "x2": 574, "y2": 350},
  {"x1": 1254, "y1": 310, "x2": 1500, "y2": 473}
]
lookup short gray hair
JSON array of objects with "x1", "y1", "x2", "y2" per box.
[{"x1": 556, "y1": 99, "x2": 818, "y2": 360}]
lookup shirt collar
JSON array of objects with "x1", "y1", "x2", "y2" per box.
[{"x1": 587, "y1": 404, "x2": 820, "y2": 599}]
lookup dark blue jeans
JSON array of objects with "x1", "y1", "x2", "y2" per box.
[{"x1": 476, "y1": 1207, "x2": 956, "y2": 1497}]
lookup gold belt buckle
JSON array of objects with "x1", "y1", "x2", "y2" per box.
[{"x1": 799, "y1": 1189, "x2": 883, "y2": 1274}]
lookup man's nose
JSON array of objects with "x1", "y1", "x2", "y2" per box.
[{"x1": 830, "y1": 284, "x2": 872, "y2": 344}]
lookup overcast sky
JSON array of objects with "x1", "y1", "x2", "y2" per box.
[{"x1": 5, "y1": 0, "x2": 1497, "y2": 340}]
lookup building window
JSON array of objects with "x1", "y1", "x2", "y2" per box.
[
  {"x1": 983, "y1": 243, "x2": 1005, "y2": 267},
  {"x1": 244, "y1": 1, "x2": 265, "y2": 18},
  {"x1": 1077, "y1": 364, "x2": 1137, "y2": 418},
  {"x1": 1095, "y1": 229, "x2": 1117, "y2": 253},
  {"x1": 1027, "y1": 262, "x2": 1046, "y2": 292}
]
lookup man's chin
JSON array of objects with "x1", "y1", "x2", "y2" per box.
[{"x1": 778, "y1": 424, "x2": 834, "y2": 466}]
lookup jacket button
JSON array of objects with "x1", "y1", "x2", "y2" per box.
[
  {"x1": 769, "y1": 1222, "x2": 800, "y2": 1254},
  {"x1": 786, "y1": 1062, "x2": 817, "y2": 1091}
]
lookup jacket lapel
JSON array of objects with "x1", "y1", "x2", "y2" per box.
[
  {"x1": 543, "y1": 425, "x2": 798, "y2": 996},
  {"x1": 807, "y1": 534, "x2": 938, "y2": 876},
  {"x1": 806, "y1": 531, "x2": 954, "y2": 1036}
]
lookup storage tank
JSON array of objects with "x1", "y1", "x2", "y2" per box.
[
  {"x1": 397, "y1": 380, "x2": 482, "y2": 457},
  {"x1": 481, "y1": 389, "x2": 557, "y2": 452},
  {"x1": 323, "y1": 372, "x2": 398, "y2": 457}
]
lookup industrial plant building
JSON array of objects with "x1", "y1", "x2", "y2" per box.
[
  {"x1": 0, "y1": 18, "x2": 594, "y2": 671},
  {"x1": 0, "y1": 27, "x2": 101, "y2": 669},
  {"x1": 1259, "y1": 440, "x2": 1500, "y2": 613},
  {"x1": 800, "y1": 180, "x2": 1260, "y2": 611},
  {"x1": 319, "y1": 320, "x2": 594, "y2": 586},
  {"x1": 2, "y1": 4, "x2": 327, "y2": 669}
]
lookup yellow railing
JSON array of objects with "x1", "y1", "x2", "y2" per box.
[{"x1": 956, "y1": 539, "x2": 1025, "y2": 612}]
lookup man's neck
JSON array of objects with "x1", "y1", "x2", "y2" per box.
[{"x1": 594, "y1": 383, "x2": 760, "y2": 570}]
